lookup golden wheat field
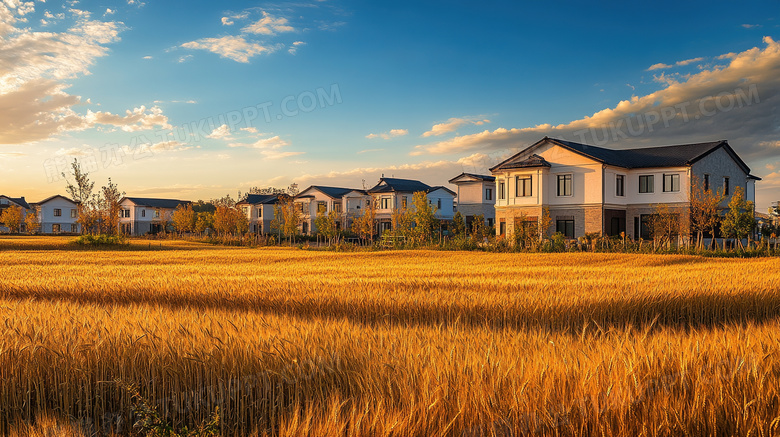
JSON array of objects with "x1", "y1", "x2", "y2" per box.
[{"x1": 1, "y1": 236, "x2": 780, "y2": 437}]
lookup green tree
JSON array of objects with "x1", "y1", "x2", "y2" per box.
[
  {"x1": 470, "y1": 214, "x2": 488, "y2": 242},
  {"x1": 352, "y1": 198, "x2": 376, "y2": 244},
  {"x1": 721, "y1": 186, "x2": 754, "y2": 250},
  {"x1": 690, "y1": 175, "x2": 725, "y2": 250},
  {"x1": 411, "y1": 191, "x2": 438, "y2": 244},
  {"x1": 451, "y1": 211, "x2": 466, "y2": 236},
  {"x1": 194, "y1": 212, "x2": 214, "y2": 235}
]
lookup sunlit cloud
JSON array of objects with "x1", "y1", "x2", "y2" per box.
[
  {"x1": 181, "y1": 35, "x2": 277, "y2": 63},
  {"x1": 422, "y1": 117, "x2": 490, "y2": 137},
  {"x1": 366, "y1": 129, "x2": 408, "y2": 140}
]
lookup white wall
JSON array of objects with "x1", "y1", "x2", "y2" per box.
[{"x1": 38, "y1": 197, "x2": 79, "y2": 233}]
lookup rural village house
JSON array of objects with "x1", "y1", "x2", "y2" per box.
[
  {"x1": 293, "y1": 186, "x2": 371, "y2": 235},
  {"x1": 490, "y1": 136, "x2": 760, "y2": 240},
  {"x1": 367, "y1": 177, "x2": 456, "y2": 233},
  {"x1": 237, "y1": 194, "x2": 283, "y2": 235},
  {"x1": 448, "y1": 173, "x2": 496, "y2": 228},
  {"x1": 118, "y1": 197, "x2": 191, "y2": 236},
  {"x1": 0, "y1": 195, "x2": 31, "y2": 232},
  {"x1": 33, "y1": 195, "x2": 80, "y2": 234}
]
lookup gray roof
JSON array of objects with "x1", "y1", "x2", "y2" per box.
[
  {"x1": 33, "y1": 194, "x2": 77, "y2": 206},
  {"x1": 427, "y1": 186, "x2": 457, "y2": 196},
  {"x1": 368, "y1": 178, "x2": 431, "y2": 193},
  {"x1": 448, "y1": 172, "x2": 496, "y2": 183},
  {"x1": 122, "y1": 197, "x2": 191, "y2": 209},
  {"x1": 237, "y1": 194, "x2": 281, "y2": 205},
  {"x1": 491, "y1": 137, "x2": 753, "y2": 175},
  {"x1": 297, "y1": 185, "x2": 358, "y2": 199},
  {"x1": 497, "y1": 154, "x2": 551, "y2": 170},
  {"x1": 0, "y1": 196, "x2": 31, "y2": 209}
]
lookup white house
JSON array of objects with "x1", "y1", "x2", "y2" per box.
[
  {"x1": 367, "y1": 177, "x2": 456, "y2": 233},
  {"x1": 118, "y1": 197, "x2": 191, "y2": 236},
  {"x1": 33, "y1": 195, "x2": 80, "y2": 234},
  {"x1": 448, "y1": 173, "x2": 496, "y2": 228},
  {"x1": 490, "y1": 136, "x2": 760, "y2": 239},
  {"x1": 0, "y1": 195, "x2": 31, "y2": 232},
  {"x1": 236, "y1": 194, "x2": 282, "y2": 234},
  {"x1": 294, "y1": 186, "x2": 369, "y2": 235}
]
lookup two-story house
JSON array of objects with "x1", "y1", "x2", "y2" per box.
[
  {"x1": 0, "y1": 195, "x2": 31, "y2": 232},
  {"x1": 34, "y1": 195, "x2": 80, "y2": 234},
  {"x1": 294, "y1": 186, "x2": 371, "y2": 235},
  {"x1": 236, "y1": 194, "x2": 282, "y2": 234},
  {"x1": 448, "y1": 173, "x2": 496, "y2": 228},
  {"x1": 490, "y1": 136, "x2": 760, "y2": 240},
  {"x1": 118, "y1": 197, "x2": 191, "y2": 235},
  {"x1": 367, "y1": 177, "x2": 456, "y2": 233}
]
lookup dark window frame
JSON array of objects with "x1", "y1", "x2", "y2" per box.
[
  {"x1": 557, "y1": 174, "x2": 572, "y2": 197},
  {"x1": 663, "y1": 174, "x2": 680, "y2": 193},
  {"x1": 556, "y1": 219, "x2": 574, "y2": 238},
  {"x1": 639, "y1": 175, "x2": 654, "y2": 194},
  {"x1": 516, "y1": 175, "x2": 532, "y2": 197},
  {"x1": 616, "y1": 175, "x2": 625, "y2": 197}
]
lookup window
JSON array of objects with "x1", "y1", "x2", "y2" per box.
[
  {"x1": 295, "y1": 202, "x2": 304, "y2": 213},
  {"x1": 639, "y1": 214, "x2": 653, "y2": 240},
  {"x1": 53, "y1": 208, "x2": 61, "y2": 217},
  {"x1": 485, "y1": 188, "x2": 493, "y2": 201},
  {"x1": 556, "y1": 219, "x2": 574, "y2": 238},
  {"x1": 616, "y1": 175, "x2": 625, "y2": 197},
  {"x1": 70, "y1": 209, "x2": 77, "y2": 218},
  {"x1": 499, "y1": 220, "x2": 506, "y2": 236},
  {"x1": 663, "y1": 174, "x2": 680, "y2": 192},
  {"x1": 401, "y1": 196, "x2": 407, "y2": 209},
  {"x1": 257, "y1": 207, "x2": 262, "y2": 218},
  {"x1": 154, "y1": 210, "x2": 160, "y2": 218},
  {"x1": 557, "y1": 174, "x2": 572, "y2": 196},
  {"x1": 120, "y1": 209, "x2": 130, "y2": 218},
  {"x1": 242, "y1": 206, "x2": 249, "y2": 216},
  {"x1": 381, "y1": 197, "x2": 391, "y2": 209},
  {"x1": 52, "y1": 224, "x2": 61, "y2": 233},
  {"x1": 71, "y1": 224, "x2": 78, "y2": 233},
  {"x1": 437, "y1": 198, "x2": 442, "y2": 209},
  {"x1": 141, "y1": 210, "x2": 146, "y2": 218},
  {"x1": 498, "y1": 181, "x2": 505, "y2": 200},
  {"x1": 723, "y1": 177, "x2": 730, "y2": 195},
  {"x1": 704, "y1": 174, "x2": 710, "y2": 191},
  {"x1": 317, "y1": 202, "x2": 327, "y2": 213},
  {"x1": 333, "y1": 203, "x2": 342, "y2": 213},
  {"x1": 639, "y1": 175, "x2": 654, "y2": 193},
  {"x1": 517, "y1": 176, "x2": 533, "y2": 197},
  {"x1": 366, "y1": 199, "x2": 371, "y2": 207}
]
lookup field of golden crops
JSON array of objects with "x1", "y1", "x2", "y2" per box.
[{"x1": 2, "y1": 235, "x2": 780, "y2": 436}]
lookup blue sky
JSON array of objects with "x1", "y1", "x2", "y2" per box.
[{"x1": 1, "y1": 0, "x2": 779, "y2": 210}]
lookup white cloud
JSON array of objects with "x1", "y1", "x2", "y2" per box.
[
  {"x1": 288, "y1": 40, "x2": 305, "y2": 55},
  {"x1": 181, "y1": 35, "x2": 277, "y2": 63},
  {"x1": 142, "y1": 55, "x2": 152, "y2": 59},
  {"x1": 206, "y1": 124, "x2": 231, "y2": 139},
  {"x1": 227, "y1": 134, "x2": 303, "y2": 160},
  {"x1": 357, "y1": 148, "x2": 384, "y2": 154},
  {"x1": 104, "y1": 8, "x2": 114, "y2": 16},
  {"x1": 647, "y1": 57, "x2": 705, "y2": 71},
  {"x1": 422, "y1": 117, "x2": 490, "y2": 137},
  {"x1": 85, "y1": 106, "x2": 171, "y2": 132},
  {"x1": 228, "y1": 135, "x2": 289, "y2": 149},
  {"x1": 149, "y1": 140, "x2": 190, "y2": 152},
  {"x1": 415, "y1": 37, "x2": 780, "y2": 164},
  {"x1": 366, "y1": 129, "x2": 408, "y2": 140},
  {"x1": 221, "y1": 17, "x2": 234, "y2": 26},
  {"x1": 240, "y1": 126, "x2": 258, "y2": 133},
  {"x1": 0, "y1": 151, "x2": 24, "y2": 158},
  {"x1": 177, "y1": 54, "x2": 193, "y2": 63},
  {"x1": 242, "y1": 11, "x2": 294, "y2": 35},
  {"x1": 55, "y1": 146, "x2": 92, "y2": 157},
  {"x1": 0, "y1": 12, "x2": 166, "y2": 144},
  {"x1": 742, "y1": 24, "x2": 761, "y2": 29}
]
